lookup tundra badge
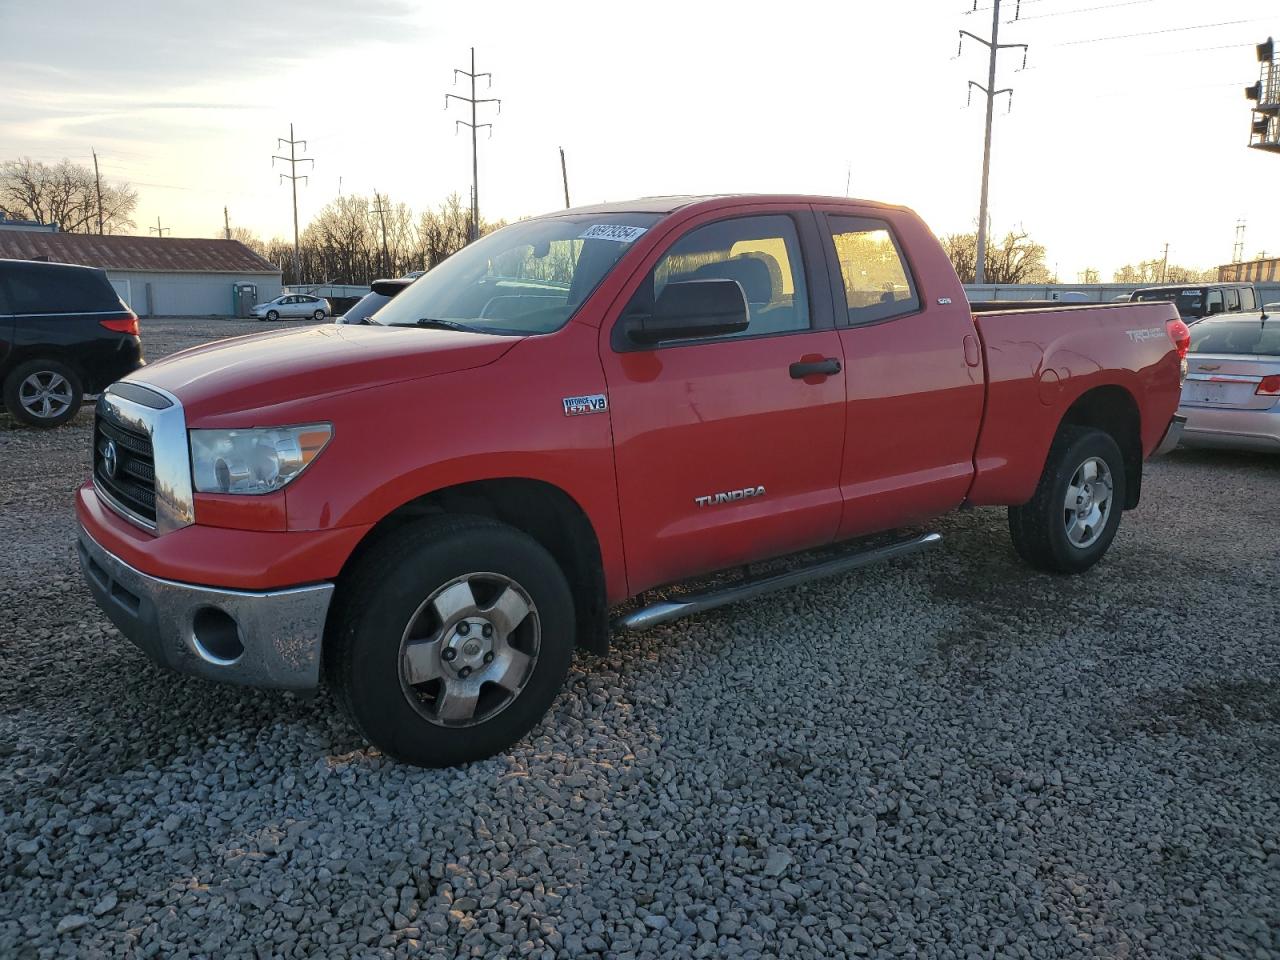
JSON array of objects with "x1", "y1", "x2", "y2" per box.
[
  {"x1": 563, "y1": 394, "x2": 608, "y2": 416},
  {"x1": 695, "y1": 486, "x2": 766, "y2": 507}
]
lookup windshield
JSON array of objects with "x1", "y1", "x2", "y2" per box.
[
  {"x1": 374, "y1": 212, "x2": 661, "y2": 335},
  {"x1": 1189, "y1": 319, "x2": 1280, "y2": 357},
  {"x1": 1132, "y1": 288, "x2": 1205, "y2": 318}
]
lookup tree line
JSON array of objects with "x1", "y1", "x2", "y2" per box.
[
  {"x1": 231, "y1": 193, "x2": 504, "y2": 286},
  {"x1": 0, "y1": 158, "x2": 138, "y2": 234},
  {"x1": 3, "y1": 157, "x2": 1223, "y2": 287}
]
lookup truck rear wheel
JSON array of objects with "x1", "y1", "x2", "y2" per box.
[
  {"x1": 1008, "y1": 426, "x2": 1126, "y2": 574},
  {"x1": 328, "y1": 515, "x2": 575, "y2": 767}
]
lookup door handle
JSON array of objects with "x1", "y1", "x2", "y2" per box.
[{"x1": 789, "y1": 357, "x2": 842, "y2": 379}]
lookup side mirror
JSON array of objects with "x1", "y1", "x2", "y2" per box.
[{"x1": 626, "y1": 279, "x2": 749, "y2": 345}]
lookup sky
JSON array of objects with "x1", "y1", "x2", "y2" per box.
[{"x1": 1, "y1": 0, "x2": 1277, "y2": 280}]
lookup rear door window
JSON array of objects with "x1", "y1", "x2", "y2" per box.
[
  {"x1": 1240, "y1": 287, "x2": 1257, "y2": 311},
  {"x1": 1207, "y1": 290, "x2": 1224, "y2": 315},
  {"x1": 1226, "y1": 288, "x2": 1241, "y2": 311},
  {"x1": 825, "y1": 216, "x2": 920, "y2": 325}
]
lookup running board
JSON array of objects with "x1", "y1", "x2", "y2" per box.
[{"x1": 613, "y1": 532, "x2": 943, "y2": 632}]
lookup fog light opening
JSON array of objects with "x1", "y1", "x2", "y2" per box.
[{"x1": 192, "y1": 607, "x2": 245, "y2": 664}]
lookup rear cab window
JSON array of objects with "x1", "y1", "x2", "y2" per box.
[{"x1": 824, "y1": 215, "x2": 920, "y2": 325}]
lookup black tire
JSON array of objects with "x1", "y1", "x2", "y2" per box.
[
  {"x1": 3, "y1": 359, "x2": 84, "y2": 428},
  {"x1": 312, "y1": 309, "x2": 326, "y2": 321},
  {"x1": 328, "y1": 515, "x2": 575, "y2": 767},
  {"x1": 1008, "y1": 426, "x2": 1126, "y2": 574},
  {"x1": 266, "y1": 310, "x2": 280, "y2": 322}
]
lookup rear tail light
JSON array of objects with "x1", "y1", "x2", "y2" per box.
[
  {"x1": 99, "y1": 314, "x2": 140, "y2": 336},
  {"x1": 1166, "y1": 318, "x2": 1191, "y2": 384},
  {"x1": 1258, "y1": 374, "x2": 1280, "y2": 396}
]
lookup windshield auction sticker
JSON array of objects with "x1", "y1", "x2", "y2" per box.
[{"x1": 579, "y1": 224, "x2": 648, "y2": 243}]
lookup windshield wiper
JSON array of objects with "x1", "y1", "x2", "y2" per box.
[{"x1": 407, "y1": 318, "x2": 480, "y2": 332}]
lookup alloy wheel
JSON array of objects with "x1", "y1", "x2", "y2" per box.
[
  {"x1": 398, "y1": 572, "x2": 540, "y2": 727},
  {"x1": 18, "y1": 371, "x2": 74, "y2": 420}
]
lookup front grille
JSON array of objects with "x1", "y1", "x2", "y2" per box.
[{"x1": 95, "y1": 408, "x2": 157, "y2": 525}]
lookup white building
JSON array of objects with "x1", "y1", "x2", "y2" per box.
[{"x1": 0, "y1": 230, "x2": 282, "y2": 317}]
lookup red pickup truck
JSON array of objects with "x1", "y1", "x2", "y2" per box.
[{"x1": 76, "y1": 195, "x2": 1188, "y2": 766}]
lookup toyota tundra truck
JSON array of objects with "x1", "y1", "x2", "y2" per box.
[{"x1": 76, "y1": 195, "x2": 1189, "y2": 767}]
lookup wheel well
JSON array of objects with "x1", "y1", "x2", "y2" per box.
[
  {"x1": 340, "y1": 478, "x2": 610, "y2": 655},
  {"x1": 1059, "y1": 386, "x2": 1142, "y2": 509}
]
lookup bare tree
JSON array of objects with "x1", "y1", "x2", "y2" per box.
[
  {"x1": 0, "y1": 157, "x2": 137, "y2": 234},
  {"x1": 942, "y1": 228, "x2": 1050, "y2": 284}
]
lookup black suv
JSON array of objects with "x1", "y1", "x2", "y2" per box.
[
  {"x1": 1130, "y1": 282, "x2": 1261, "y2": 324},
  {"x1": 1, "y1": 259, "x2": 144, "y2": 427}
]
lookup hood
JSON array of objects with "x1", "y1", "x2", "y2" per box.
[{"x1": 127, "y1": 323, "x2": 519, "y2": 421}]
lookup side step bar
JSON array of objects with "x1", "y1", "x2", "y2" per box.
[{"x1": 613, "y1": 532, "x2": 942, "y2": 632}]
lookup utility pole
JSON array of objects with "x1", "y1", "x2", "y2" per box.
[
  {"x1": 1232, "y1": 220, "x2": 1247, "y2": 262},
  {"x1": 223, "y1": 206, "x2": 231, "y2": 241},
  {"x1": 148, "y1": 217, "x2": 170, "y2": 237},
  {"x1": 91, "y1": 149, "x2": 104, "y2": 235},
  {"x1": 446, "y1": 48, "x2": 500, "y2": 242},
  {"x1": 560, "y1": 147, "x2": 570, "y2": 209},
  {"x1": 959, "y1": 0, "x2": 1027, "y2": 285},
  {"x1": 371, "y1": 192, "x2": 391, "y2": 278},
  {"x1": 1160, "y1": 243, "x2": 1169, "y2": 283},
  {"x1": 272, "y1": 123, "x2": 314, "y2": 281}
]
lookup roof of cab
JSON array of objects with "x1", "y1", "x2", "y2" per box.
[{"x1": 534, "y1": 194, "x2": 906, "y2": 218}]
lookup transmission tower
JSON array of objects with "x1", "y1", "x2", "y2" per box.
[
  {"x1": 272, "y1": 123, "x2": 314, "y2": 280},
  {"x1": 446, "y1": 48, "x2": 500, "y2": 243},
  {"x1": 371, "y1": 192, "x2": 391, "y2": 278},
  {"x1": 1233, "y1": 220, "x2": 1247, "y2": 263},
  {"x1": 958, "y1": 0, "x2": 1028, "y2": 285}
]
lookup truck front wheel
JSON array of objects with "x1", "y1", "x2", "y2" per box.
[
  {"x1": 328, "y1": 515, "x2": 575, "y2": 767},
  {"x1": 1008, "y1": 426, "x2": 1126, "y2": 574}
]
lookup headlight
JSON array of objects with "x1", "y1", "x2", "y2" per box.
[{"x1": 189, "y1": 424, "x2": 332, "y2": 495}]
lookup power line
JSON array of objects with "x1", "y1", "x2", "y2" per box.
[
  {"x1": 958, "y1": 0, "x2": 1029, "y2": 285},
  {"x1": 272, "y1": 122, "x2": 313, "y2": 281},
  {"x1": 1051, "y1": 17, "x2": 1272, "y2": 47},
  {"x1": 446, "y1": 47, "x2": 500, "y2": 243},
  {"x1": 1017, "y1": 0, "x2": 1155, "y2": 21}
]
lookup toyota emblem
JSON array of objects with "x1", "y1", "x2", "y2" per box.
[{"x1": 102, "y1": 440, "x2": 119, "y2": 480}]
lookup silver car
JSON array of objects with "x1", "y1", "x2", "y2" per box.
[
  {"x1": 1177, "y1": 313, "x2": 1280, "y2": 452},
  {"x1": 251, "y1": 293, "x2": 332, "y2": 321}
]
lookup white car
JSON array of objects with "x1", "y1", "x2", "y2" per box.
[{"x1": 251, "y1": 294, "x2": 332, "y2": 321}]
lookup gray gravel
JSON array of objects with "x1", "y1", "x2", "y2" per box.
[{"x1": 2, "y1": 317, "x2": 1278, "y2": 959}]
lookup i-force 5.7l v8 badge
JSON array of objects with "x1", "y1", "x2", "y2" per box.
[{"x1": 562, "y1": 394, "x2": 608, "y2": 416}]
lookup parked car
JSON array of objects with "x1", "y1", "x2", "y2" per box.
[
  {"x1": 75, "y1": 194, "x2": 1187, "y2": 767},
  {"x1": 1130, "y1": 282, "x2": 1261, "y2": 323},
  {"x1": 1176, "y1": 314, "x2": 1280, "y2": 452},
  {"x1": 251, "y1": 293, "x2": 331, "y2": 321},
  {"x1": 0, "y1": 258, "x2": 142, "y2": 427},
  {"x1": 335, "y1": 277, "x2": 415, "y2": 325}
]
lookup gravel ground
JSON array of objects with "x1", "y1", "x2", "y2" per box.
[{"x1": 1, "y1": 317, "x2": 1278, "y2": 959}]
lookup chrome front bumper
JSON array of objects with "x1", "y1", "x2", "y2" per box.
[
  {"x1": 77, "y1": 526, "x2": 334, "y2": 691},
  {"x1": 1151, "y1": 414, "x2": 1187, "y2": 457}
]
